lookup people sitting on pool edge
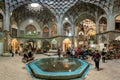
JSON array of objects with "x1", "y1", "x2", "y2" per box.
[{"x1": 22, "y1": 49, "x2": 34, "y2": 63}]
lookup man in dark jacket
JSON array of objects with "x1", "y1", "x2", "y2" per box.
[
  {"x1": 58, "y1": 48, "x2": 61, "y2": 59},
  {"x1": 93, "y1": 50, "x2": 101, "y2": 71},
  {"x1": 101, "y1": 48, "x2": 106, "y2": 63}
]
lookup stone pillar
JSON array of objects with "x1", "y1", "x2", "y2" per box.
[
  {"x1": 71, "y1": 22, "x2": 75, "y2": 48},
  {"x1": 95, "y1": 11, "x2": 99, "y2": 34},
  {"x1": 96, "y1": 20, "x2": 99, "y2": 34},
  {"x1": 95, "y1": 11, "x2": 99, "y2": 44},
  {"x1": 56, "y1": 15, "x2": 63, "y2": 49},
  {"x1": 106, "y1": 6, "x2": 115, "y2": 32},
  {"x1": 57, "y1": 15, "x2": 63, "y2": 36},
  {"x1": 3, "y1": 3, "x2": 10, "y2": 53},
  {"x1": 71, "y1": 23, "x2": 74, "y2": 36},
  {"x1": 57, "y1": 37, "x2": 62, "y2": 47},
  {"x1": 69, "y1": 15, "x2": 75, "y2": 48},
  {"x1": 107, "y1": 14, "x2": 115, "y2": 31},
  {"x1": 48, "y1": 22, "x2": 51, "y2": 37},
  {"x1": 40, "y1": 23, "x2": 43, "y2": 37},
  {"x1": 106, "y1": 8, "x2": 115, "y2": 49},
  {"x1": 49, "y1": 27, "x2": 51, "y2": 37},
  {"x1": 3, "y1": 31, "x2": 9, "y2": 53},
  {"x1": 4, "y1": 9, "x2": 10, "y2": 31},
  {"x1": 95, "y1": 20, "x2": 99, "y2": 44},
  {"x1": 106, "y1": 10, "x2": 115, "y2": 40}
]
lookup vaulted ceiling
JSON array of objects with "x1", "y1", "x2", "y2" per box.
[
  {"x1": 64, "y1": 2, "x2": 105, "y2": 25},
  {"x1": 0, "y1": 0, "x2": 120, "y2": 26},
  {"x1": 0, "y1": 0, "x2": 4, "y2": 11},
  {"x1": 11, "y1": 4, "x2": 56, "y2": 25},
  {"x1": 1, "y1": 0, "x2": 120, "y2": 14}
]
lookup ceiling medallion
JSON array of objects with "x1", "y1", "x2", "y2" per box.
[{"x1": 26, "y1": 3, "x2": 43, "y2": 12}]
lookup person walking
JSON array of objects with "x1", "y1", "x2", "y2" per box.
[
  {"x1": 101, "y1": 48, "x2": 106, "y2": 63},
  {"x1": 93, "y1": 50, "x2": 101, "y2": 71},
  {"x1": 57, "y1": 47, "x2": 61, "y2": 59}
]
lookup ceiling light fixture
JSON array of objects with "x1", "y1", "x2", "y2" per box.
[
  {"x1": 65, "y1": 17, "x2": 68, "y2": 21},
  {"x1": 26, "y1": 3, "x2": 43, "y2": 12},
  {"x1": 31, "y1": 3, "x2": 39, "y2": 8},
  {"x1": 29, "y1": 19, "x2": 33, "y2": 24}
]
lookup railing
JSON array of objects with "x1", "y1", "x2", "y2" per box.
[{"x1": 19, "y1": 34, "x2": 41, "y2": 38}]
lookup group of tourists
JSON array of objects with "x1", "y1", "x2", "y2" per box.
[
  {"x1": 65, "y1": 46, "x2": 91, "y2": 59},
  {"x1": 57, "y1": 46, "x2": 109, "y2": 71},
  {"x1": 21, "y1": 44, "x2": 35, "y2": 62},
  {"x1": 9, "y1": 43, "x2": 35, "y2": 63}
]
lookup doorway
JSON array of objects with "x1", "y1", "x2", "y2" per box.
[
  {"x1": 63, "y1": 38, "x2": 72, "y2": 52},
  {"x1": 26, "y1": 39, "x2": 36, "y2": 50}
]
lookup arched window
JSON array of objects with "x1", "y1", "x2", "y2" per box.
[
  {"x1": 43, "y1": 26, "x2": 49, "y2": 37},
  {"x1": 51, "y1": 39, "x2": 57, "y2": 49},
  {"x1": 42, "y1": 40, "x2": 50, "y2": 51},
  {"x1": 0, "y1": 14, "x2": 3, "y2": 32},
  {"x1": 78, "y1": 31, "x2": 84, "y2": 40},
  {"x1": 51, "y1": 24, "x2": 57, "y2": 37},
  {"x1": 115, "y1": 15, "x2": 120, "y2": 30},
  {"x1": 87, "y1": 29, "x2": 96, "y2": 40},
  {"x1": 79, "y1": 19, "x2": 96, "y2": 41},
  {"x1": 63, "y1": 22, "x2": 72, "y2": 36},
  {"x1": 99, "y1": 17, "x2": 107, "y2": 33},
  {"x1": 25, "y1": 25, "x2": 37, "y2": 35}
]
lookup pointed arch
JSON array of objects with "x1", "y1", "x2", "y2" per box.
[
  {"x1": 99, "y1": 17, "x2": 107, "y2": 33},
  {"x1": 43, "y1": 25, "x2": 49, "y2": 37},
  {"x1": 51, "y1": 23, "x2": 57, "y2": 37}
]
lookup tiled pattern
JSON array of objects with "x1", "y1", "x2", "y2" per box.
[
  {"x1": 6, "y1": 0, "x2": 77, "y2": 15},
  {"x1": 0, "y1": 54, "x2": 120, "y2": 80},
  {"x1": 6, "y1": 0, "x2": 112, "y2": 14}
]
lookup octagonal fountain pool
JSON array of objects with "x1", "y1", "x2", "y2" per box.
[{"x1": 26, "y1": 58, "x2": 91, "y2": 80}]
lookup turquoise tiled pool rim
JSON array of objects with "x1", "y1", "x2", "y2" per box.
[{"x1": 26, "y1": 57, "x2": 91, "y2": 80}]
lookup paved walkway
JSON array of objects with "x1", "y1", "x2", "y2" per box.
[
  {"x1": 86, "y1": 58, "x2": 120, "y2": 80},
  {"x1": 0, "y1": 54, "x2": 120, "y2": 80}
]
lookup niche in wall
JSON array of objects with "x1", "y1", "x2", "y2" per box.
[
  {"x1": 115, "y1": 22, "x2": 120, "y2": 30},
  {"x1": 115, "y1": 15, "x2": 120, "y2": 30},
  {"x1": 12, "y1": 28, "x2": 17, "y2": 37}
]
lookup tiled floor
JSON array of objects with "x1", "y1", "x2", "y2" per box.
[{"x1": 0, "y1": 53, "x2": 120, "y2": 80}]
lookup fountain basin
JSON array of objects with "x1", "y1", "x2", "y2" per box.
[{"x1": 26, "y1": 57, "x2": 90, "y2": 79}]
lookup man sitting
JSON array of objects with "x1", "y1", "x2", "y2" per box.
[{"x1": 22, "y1": 50, "x2": 34, "y2": 63}]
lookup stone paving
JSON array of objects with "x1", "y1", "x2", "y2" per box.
[
  {"x1": 0, "y1": 53, "x2": 120, "y2": 80},
  {"x1": 86, "y1": 59, "x2": 120, "y2": 80}
]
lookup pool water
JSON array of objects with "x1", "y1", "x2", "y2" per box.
[{"x1": 35, "y1": 58, "x2": 82, "y2": 72}]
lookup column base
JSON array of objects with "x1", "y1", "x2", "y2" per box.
[{"x1": 0, "y1": 53, "x2": 12, "y2": 57}]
